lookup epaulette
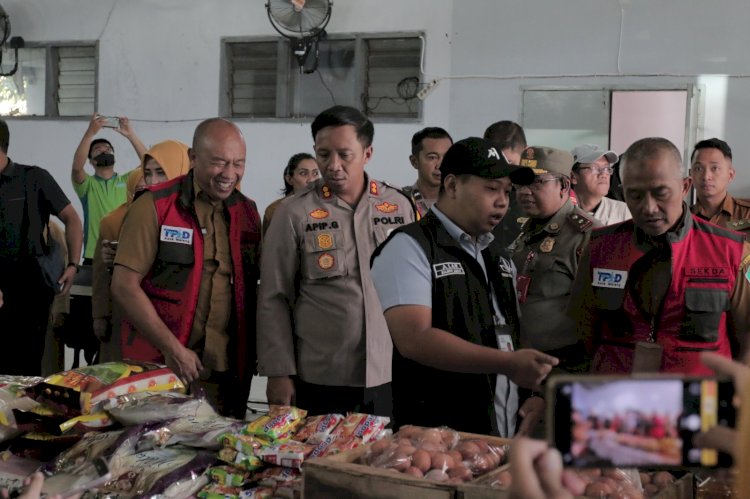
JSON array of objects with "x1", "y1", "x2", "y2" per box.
[
  {"x1": 733, "y1": 197, "x2": 750, "y2": 208},
  {"x1": 567, "y1": 210, "x2": 596, "y2": 233},
  {"x1": 380, "y1": 180, "x2": 419, "y2": 219},
  {"x1": 726, "y1": 219, "x2": 750, "y2": 231}
]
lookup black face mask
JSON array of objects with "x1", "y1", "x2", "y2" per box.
[{"x1": 93, "y1": 153, "x2": 115, "y2": 167}]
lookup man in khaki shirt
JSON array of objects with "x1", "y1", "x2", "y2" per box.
[
  {"x1": 112, "y1": 119, "x2": 261, "y2": 417},
  {"x1": 257, "y1": 106, "x2": 416, "y2": 416},
  {"x1": 690, "y1": 138, "x2": 750, "y2": 233}
]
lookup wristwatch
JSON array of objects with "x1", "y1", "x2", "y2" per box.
[{"x1": 67, "y1": 262, "x2": 80, "y2": 273}]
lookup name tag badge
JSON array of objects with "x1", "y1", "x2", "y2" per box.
[
  {"x1": 497, "y1": 334, "x2": 514, "y2": 353},
  {"x1": 593, "y1": 267, "x2": 628, "y2": 289},
  {"x1": 160, "y1": 225, "x2": 193, "y2": 245},
  {"x1": 433, "y1": 262, "x2": 464, "y2": 279}
]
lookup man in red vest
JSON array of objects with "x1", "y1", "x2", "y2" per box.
[
  {"x1": 570, "y1": 137, "x2": 750, "y2": 375},
  {"x1": 112, "y1": 119, "x2": 261, "y2": 417}
]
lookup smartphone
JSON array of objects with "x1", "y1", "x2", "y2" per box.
[
  {"x1": 100, "y1": 115, "x2": 120, "y2": 128},
  {"x1": 548, "y1": 375, "x2": 735, "y2": 468}
]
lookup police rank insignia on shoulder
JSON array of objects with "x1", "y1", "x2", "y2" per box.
[
  {"x1": 727, "y1": 219, "x2": 750, "y2": 231},
  {"x1": 375, "y1": 201, "x2": 399, "y2": 214},
  {"x1": 318, "y1": 252, "x2": 335, "y2": 270},
  {"x1": 540, "y1": 237, "x2": 555, "y2": 253},
  {"x1": 568, "y1": 212, "x2": 595, "y2": 232}
]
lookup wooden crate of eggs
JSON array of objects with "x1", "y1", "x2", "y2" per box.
[
  {"x1": 303, "y1": 425, "x2": 510, "y2": 499},
  {"x1": 457, "y1": 467, "x2": 693, "y2": 499}
]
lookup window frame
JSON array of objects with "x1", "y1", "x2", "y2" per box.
[
  {"x1": 0, "y1": 40, "x2": 98, "y2": 119},
  {"x1": 221, "y1": 31, "x2": 424, "y2": 123}
]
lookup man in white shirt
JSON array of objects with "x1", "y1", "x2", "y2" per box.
[{"x1": 570, "y1": 144, "x2": 631, "y2": 226}]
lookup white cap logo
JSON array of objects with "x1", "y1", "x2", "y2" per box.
[{"x1": 487, "y1": 147, "x2": 500, "y2": 160}]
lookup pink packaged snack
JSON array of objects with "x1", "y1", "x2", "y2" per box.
[{"x1": 293, "y1": 413, "x2": 343, "y2": 444}]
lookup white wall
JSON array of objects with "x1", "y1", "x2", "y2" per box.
[
  {"x1": 2, "y1": 0, "x2": 454, "y2": 221},
  {"x1": 5, "y1": 0, "x2": 750, "y2": 219},
  {"x1": 447, "y1": 0, "x2": 750, "y2": 195}
]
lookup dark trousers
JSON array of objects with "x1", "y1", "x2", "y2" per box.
[
  {"x1": 194, "y1": 370, "x2": 252, "y2": 419},
  {"x1": 294, "y1": 378, "x2": 392, "y2": 419},
  {"x1": 0, "y1": 260, "x2": 53, "y2": 376}
]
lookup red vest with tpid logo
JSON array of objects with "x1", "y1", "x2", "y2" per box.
[
  {"x1": 121, "y1": 173, "x2": 261, "y2": 379},
  {"x1": 588, "y1": 214, "x2": 744, "y2": 375}
]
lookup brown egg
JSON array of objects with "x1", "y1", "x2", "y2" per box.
[
  {"x1": 389, "y1": 450, "x2": 411, "y2": 472},
  {"x1": 470, "y1": 454, "x2": 494, "y2": 474},
  {"x1": 643, "y1": 483, "x2": 659, "y2": 496},
  {"x1": 370, "y1": 439, "x2": 391, "y2": 454},
  {"x1": 404, "y1": 466, "x2": 424, "y2": 478},
  {"x1": 578, "y1": 468, "x2": 602, "y2": 480},
  {"x1": 584, "y1": 481, "x2": 614, "y2": 498},
  {"x1": 397, "y1": 426, "x2": 423, "y2": 440},
  {"x1": 484, "y1": 451, "x2": 501, "y2": 468},
  {"x1": 447, "y1": 450, "x2": 463, "y2": 465},
  {"x1": 439, "y1": 428, "x2": 459, "y2": 448},
  {"x1": 422, "y1": 428, "x2": 444, "y2": 444},
  {"x1": 424, "y1": 469, "x2": 449, "y2": 482},
  {"x1": 447, "y1": 465, "x2": 473, "y2": 482},
  {"x1": 419, "y1": 441, "x2": 443, "y2": 453},
  {"x1": 473, "y1": 439, "x2": 490, "y2": 453},
  {"x1": 496, "y1": 470, "x2": 513, "y2": 488},
  {"x1": 639, "y1": 472, "x2": 651, "y2": 485},
  {"x1": 398, "y1": 444, "x2": 417, "y2": 456},
  {"x1": 652, "y1": 471, "x2": 674, "y2": 486},
  {"x1": 457, "y1": 441, "x2": 481, "y2": 460},
  {"x1": 431, "y1": 452, "x2": 455, "y2": 471},
  {"x1": 411, "y1": 449, "x2": 431, "y2": 473}
]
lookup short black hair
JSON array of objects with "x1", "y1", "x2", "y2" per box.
[
  {"x1": 411, "y1": 127, "x2": 452, "y2": 156},
  {"x1": 311, "y1": 105, "x2": 374, "y2": 147},
  {"x1": 691, "y1": 138, "x2": 732, "y2": 162},
  {"x1": 0, "y1": 118, "x2": 8, "y2": 154},
  {"x1": 282, "y1": 152, "x2": 315, "y2": 195},
  {"x1": 88, "y1": 138, "x2": 114, "y2": 159},
  {"x1": 483, "y1": 121, "x2": 527, "y2": 151}
]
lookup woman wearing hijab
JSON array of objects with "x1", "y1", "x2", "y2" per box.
[{"x1": 92, "y1": 140, "x2": 190, "y2": 361}]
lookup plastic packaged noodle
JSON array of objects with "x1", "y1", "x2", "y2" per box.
[
  {"x1": 207, "y1": 465, "x2": 251, "y2": 487},
  {"x1": 256, "y1": 440, "x2": 314, "y2": 470},
  {"x1": 243, "y1": 406, "x2": 306, "y2": 441},
  {"x1": 221, "y1": 433, "x2": 271, "y2": 457},
  {"x1": 293, "y1": 413, "x2": 343, "y2": 444},
  {"x1": 217, "y1": 447, "x2": 264, "y2": 471},
  {"x1": 26, "y1": 362, "x2": 185, "y2": 417}
]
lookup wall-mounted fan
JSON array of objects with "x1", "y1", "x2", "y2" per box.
[{"x1": 266, "y1": 0, "x2": 332, "y2": 73}]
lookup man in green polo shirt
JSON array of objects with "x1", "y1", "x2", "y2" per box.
[{"x1": 72, "y1": 113, "x2": 147, "y2": 261}]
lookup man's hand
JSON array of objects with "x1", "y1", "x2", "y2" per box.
[
  {"x1": 506, "y1": 349, "x2": 559, "y2": 389},
  {"x1": 509, "y1": 438, "x2": 585, "y2": 499},
  {"x1": 101, "y1": 240, "x2": 117, "y2": 266},
  {"x1": 692, "y1": 352, "x2": 750, "y2": 460},
  {"x1": 163, "y1": 343, "x2": 203, "y2": 384},
  {"x1": 267, "y1": 376, "x2": 295, "y2": 406},
  {"x1": 516, "y1": 396, "x2": 545, "y2": 437},
  {"x1": 115, "y1": 116, "x2": 134, "y2": 139},
  {"x1": 87, "y1": 112, "x2": 106, "y2": 136},
  {"x1": 93, "y1": 318, "x2": 110, "y2": 341},
  {"x1": 57, "y1": 266, "x2": 77, "y2": 295}
]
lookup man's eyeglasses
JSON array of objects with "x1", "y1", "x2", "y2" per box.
[
  {"x1": 577, "y1": 166, "x2": 614, "y2": 175},
  {"x1": 512, "y1": 176, "x2": 561, "y2": 191}
]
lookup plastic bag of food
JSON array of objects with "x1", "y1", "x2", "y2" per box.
[
  {"x1": 293, "y1": 413, "x2": 343, "y2": 444},
  {"x1": 138, "y1": 415, "x2": 244, "y2": 451},
  {"x1": 217, "y1": 448, "x2": 264, "y2": 471},
  {"x1": 90, "y1": 447, "x2": 215, "y2": 498},
  {"x1": 43, "y1": 429, "x2": 125, "y2": 475},
  {"x1": 26, "y1": 362, "x2": 185, "y2": 416},
  {"x1": 238, "y1": 486, "x2": 275, "y2": 498},
  {"x1": 243, "y1": 406, "x2": 306, "y2": 442},
  {"x1": 570, "y1": 467, "x2": 645, "y2": 498},
  {"x1": 329, "y1": 413, "x2": 389, "y2": 445},
  {"x1": 198, "y1": 483, "x2": 243, "y2": 499},
  {"x1": 207, "y1": 465, "x2": 251, "y2": 487},
  {"x1": 257, "y1": 440, "x2": 314, "y2": 469},
  {"x1": 105, "y1": 391, "x2": 213, "y2": 426},
  {"x1": 455, "y1": 438, "x2": 507, "y2": 476},
  {"x1": 251, "y1": 466, "x2": 301, "y2": 487}
]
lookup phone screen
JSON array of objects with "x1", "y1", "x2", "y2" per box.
[{"x1": 549, "y1": 376, "x2": 735, "y2": 468}]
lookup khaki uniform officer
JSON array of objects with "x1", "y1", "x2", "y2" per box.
[
  {"x1": 257, "y1": 105, "x2": 416, "y2": 417},
  {"x1": 690, "y1": 138, "x2": 750, "y2": 233},
  {"x1": 509, "y1": 147, "x2": 600, "y2": 373}
]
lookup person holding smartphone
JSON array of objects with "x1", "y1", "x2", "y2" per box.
[{"x1": 509, "y1": 352, "x2": 750, "y2": 499}]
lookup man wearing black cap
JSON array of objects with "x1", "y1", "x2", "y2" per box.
[
  {"x1": 371, "y1": 137, "x2": 559, "y2": 435},
  {"x1": 71, "y1": 113, "x2": 146, "y2": 261}
]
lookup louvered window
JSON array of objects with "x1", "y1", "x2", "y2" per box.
[
  {"x1": 0, "y1": 43, "x2": 96, "y2": 117},
  {"x1": 223, "y1": 34, "x2": 422, "y2": 120}
]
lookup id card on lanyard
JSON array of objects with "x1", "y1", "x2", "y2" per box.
[{"x1": 516, "y1": 250, "x2": 536, "y2": 304}]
